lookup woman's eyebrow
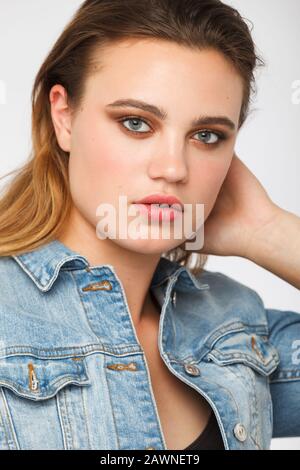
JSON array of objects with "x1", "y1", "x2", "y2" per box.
[{"x1": 106, "y1": 98, "x2": 236, "y2": 131}]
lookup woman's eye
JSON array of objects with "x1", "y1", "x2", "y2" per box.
[
  {"x1": 194, "y1": 130, "x2": 222, "y2": 145},
  {"x1": 119, "y1": 117, "x2": 225, "y2": 145},
  {"x1": 120, "y1": 117, "x2": 151, "y2": 133}
]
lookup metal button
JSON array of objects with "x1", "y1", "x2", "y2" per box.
[
  {"x1": 28, "y1": 363, "x2": 39, "y2": 392},
  {"x1": 171, "y1": 291, "x2": 177, "y2": 307},
  {"x1": 251, "y1": 335, "x2": 265, "y2": 362},
  {"x1": 145, "y1": 447, "x2": 155, "y2": 450},
  {"x1": 184, "y1": 363, "x2": 201, "y2": 376},
  {"x1": 107, "y1": 362, "x2": 137, "y2": 371},
  {"x1": 233, "y1": 423, "x2": 247, "y2": 442},
  {"x1": 82, "y1": 280, "x2": 112, "y2": 291}
]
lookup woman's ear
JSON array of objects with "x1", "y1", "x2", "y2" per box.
[{"x1": 49, "y1": 84, "x2": 72, "y2": 152}]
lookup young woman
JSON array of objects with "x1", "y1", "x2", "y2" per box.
[{"x1": 0, "y1": 0, "x2": 299, "y2": 451}]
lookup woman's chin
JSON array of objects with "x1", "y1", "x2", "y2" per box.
[{"x1": 110, "y1": 237, "x2": 185, "y2": 255}]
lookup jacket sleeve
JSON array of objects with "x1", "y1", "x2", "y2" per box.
[{"x1": 266, "y1": 308, "x2": 300, "y2": 438}]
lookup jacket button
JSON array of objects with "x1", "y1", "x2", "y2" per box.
[
  {"x1": 184, "y1": 363, "x2": 201, "y2": 376},
  {"x1": 233, "y1": 423, "x2": 247, "y2": 442},
  {"x1": 171, "y1": 291, "x2": 177, "y2": 307},
  {"x1": 145, "y1": 447, "x2": 155, "y2": 450},
  {"x1": 82, "y1": 280, "x2": 113, "y2": 291}
]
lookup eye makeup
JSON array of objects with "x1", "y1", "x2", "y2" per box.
[{"x1": 114, "y1": 113, "x2": 230, "y2": 148}]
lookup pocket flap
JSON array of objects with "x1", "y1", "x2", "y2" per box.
[
  {"x1": 0, "y1": 354, "x2": 91, "y2": 401},
  {"x1": 206, "y1": 330, "x2": 280, "y2": 376}
]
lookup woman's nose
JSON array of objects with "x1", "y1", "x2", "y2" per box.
[{"x1": 148, "y1": 148, "x2": 189, "y2": 184}]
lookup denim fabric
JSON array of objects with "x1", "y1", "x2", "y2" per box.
[{"x1": 0, "y1": 239, "x2": 299, "y2": 450}]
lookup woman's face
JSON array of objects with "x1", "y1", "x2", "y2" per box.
[{"x1": 51, "y1": 38, "x2": 243, "y2": 255}]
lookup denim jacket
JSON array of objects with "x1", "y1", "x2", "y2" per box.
[{"x1": 0, "y1": 238, "x2": 299, "y2": 450}]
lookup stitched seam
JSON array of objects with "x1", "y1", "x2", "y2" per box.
[
  {"x1": 269, "y1": 376, "x2": 300, "y2": 383},
  {"x1": 0, "y1": 388, "x2": 20, "y2": 449},
  {"x1": 80, "y1": 385, "x2": 92, "y2": 449},
  {"x1": 0, "y1": 391, "x2": 10, "y2": 449},
  {"x1": 56, "y1": 393, "x2": 67, "y2": 449},
  {"x1": 103, "y1": 355, "x2": 121, "y2": 450},
  {"x1": 249, "y1": 364, "x2": 259, "y2": 446},
  {"x1": 0, "y1": 344, "x2": 143, "y2": 358},
  {"x1": 62, "y1": 386, "x2": 74, "y2": 449}
]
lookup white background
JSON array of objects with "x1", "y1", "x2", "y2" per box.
[{"x1": 0, "y1": 0, "x2": 299, "y2": 450}]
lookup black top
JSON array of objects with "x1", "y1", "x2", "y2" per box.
[{"x1": 183, "y1": 411, "x2": 225, "y2": 450}]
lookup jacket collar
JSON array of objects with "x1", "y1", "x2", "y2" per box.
[{"x1": 12, "y1": 239, "x2": 209, "y2": 293}]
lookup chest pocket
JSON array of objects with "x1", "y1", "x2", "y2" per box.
[
  {"x1": 0, "y1": 354, "x2": 91, "y2": 400},
  {"x1": 0, "y1": 354, "x2": 92, "y2": 449},
  {"x1": 204, "y1": 329, "x2": 280, "y2": 376}
]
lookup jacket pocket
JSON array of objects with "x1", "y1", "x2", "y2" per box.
[
  {"x1": 205, "y1": 329, "x2": 280, "y2": 376},
  {"x1": 0, "y1": 354, "x2": 92, "y2": 449},
  {"x1": 0, "y1": 354, "x2": 91, "y2": 400}
]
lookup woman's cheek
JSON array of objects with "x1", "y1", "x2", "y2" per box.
[{"x1": 191, "y1": 160, "x2": 229, "y2": 218}]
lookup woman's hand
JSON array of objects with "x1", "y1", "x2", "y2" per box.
[
  {"x1": 187, "y1": 151, "x2": 300, "y2": 289},
  {"x1": 197, "y1": 152, "x2": 281, "y2": 259}
]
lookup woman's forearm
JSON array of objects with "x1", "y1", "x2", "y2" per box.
[{"x1": 244, "y1": 207, "x2": 300, "y2": 290}]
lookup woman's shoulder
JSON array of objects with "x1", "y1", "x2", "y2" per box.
[
  {"x1": 185, "y1": 266, "x2": 272, "y2": 327},
  {"x1": 0, "y1": 255, "x2": 22, "y2": 289},
  {"x1": 0, "y1": 255, "x2": 41, "y2": 310},
  {"x1": 194, "y1": 266, "x2": 264, "y2": 304}
]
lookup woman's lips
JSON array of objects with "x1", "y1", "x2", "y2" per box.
[{"x1": 132, "y1": 203, "x2": 183, "y2": 222}]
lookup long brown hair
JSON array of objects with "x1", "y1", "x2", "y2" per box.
[{"x1": 0, "y1": 0, "x2": 265, "y2": 274}]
